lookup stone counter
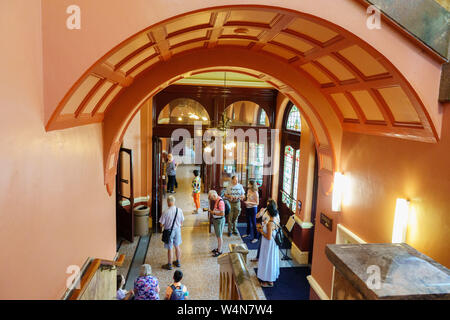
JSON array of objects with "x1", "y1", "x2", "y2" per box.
[{"x1": 326, "y1": 243, "x2": 450, "y2": 300}]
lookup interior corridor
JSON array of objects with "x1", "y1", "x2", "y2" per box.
[
  {"x1": 116, "y1": 165, "x2": 307, "y2": 299},
  {"x1": 2, "y1": 0, "x2": 449, "y2": 301}
]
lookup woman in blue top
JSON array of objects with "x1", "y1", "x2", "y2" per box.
[{"x1": 256, "y1": 204, "x2": 280, "y2": 287}]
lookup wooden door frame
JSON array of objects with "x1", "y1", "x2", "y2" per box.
[{"x1": 116, "y1": 147, "x2": 134, "y2": 242}]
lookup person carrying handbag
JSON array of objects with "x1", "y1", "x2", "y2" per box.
[{"x1": 159, "y1": 196, "x2": 184, "y2": 270}]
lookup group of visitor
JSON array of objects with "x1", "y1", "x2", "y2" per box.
[
  {"x1": 206, "y1": 174, "x2": 281, "y2": 287},
  {"x1": 159, "y1": 162, "x2": 281, "y2": 292},
  {"x1": 117, "y1": 265, "x2": 189, "y2": 300}
]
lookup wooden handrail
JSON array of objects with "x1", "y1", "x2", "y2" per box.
[
  {"x1": 69, "y1": 259, "x2": 101, "y2": 300},
  {"x1": 68, "y1": 254, "x2": 125, "y2": 300},
  {"x1": 101, "y1": 254, "x2": 125, "y2": 267}
]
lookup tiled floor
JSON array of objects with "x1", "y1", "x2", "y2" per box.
[{"x1": 117, "y1": 164, "x2": 308, "y2": 300}]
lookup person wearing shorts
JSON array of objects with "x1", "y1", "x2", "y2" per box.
[
  {"x1": 159, "y1": 195, "x2": 184, "y2": 270},
  {"x1": 208, "y1": 190, "x2": 225, "y2": 257},
  {"x1": 224, "y1": 175, "x2": 245, "y2": 236}
]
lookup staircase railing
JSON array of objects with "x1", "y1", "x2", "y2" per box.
[
  {"x1": 218, "y1": 244, "x2": 259, "y2": 300},
  {"x1": 63, "y1": 254, "x2": 125, "y2": 300}
]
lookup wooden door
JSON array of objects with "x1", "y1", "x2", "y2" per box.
[{"x1": 116, "y1": 148, "x2": 134, "y2": 242}]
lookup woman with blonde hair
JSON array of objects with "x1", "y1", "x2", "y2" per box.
[{"x1": 243, "y1": 180, "x2": 259, "y2": 243}]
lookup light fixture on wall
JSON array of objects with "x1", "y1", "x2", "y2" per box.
[
  {"x1": 392, "y1": 198, "x2": 410, "y2": 243},
  {"x1": 332, "y1": 172, "x2": 345, "y2": 212}
]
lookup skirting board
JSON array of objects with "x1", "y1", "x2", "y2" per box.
[
  {"x1": 307, "y1": 275, "x2": 330, "y2": 300},
  {"x1": 290, "y1": 242, "x2": 309, "y2": 265}
]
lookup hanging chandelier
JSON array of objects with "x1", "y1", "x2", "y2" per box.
[{"x1": 204, "y1": 72, "x2": 235, "y2": 153}]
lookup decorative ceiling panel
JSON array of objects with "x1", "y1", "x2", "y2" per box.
[{"x1": 49, "y1": 7, "x2": 435, "y2": 143}]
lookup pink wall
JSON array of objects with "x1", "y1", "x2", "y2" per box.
[
  {"x1": 0, "y1": 0, "x2": 115, "y2": 299},
  {"x1": 310, "y1": 103, "x2": 450, "y2": 298},
  {"x1": 339, "y1": 103, "x2": 450, "y2": 266},
  {"x1": 122, "y1": 112, "x2": 142, "y2": 198}
]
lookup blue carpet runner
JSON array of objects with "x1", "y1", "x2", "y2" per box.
[
  {"x1": 254, "y1": 267, "x2": 311, "y2": 300},
  {"x1": 237, "y1": 225, "x2": 260, "y2": 250}
]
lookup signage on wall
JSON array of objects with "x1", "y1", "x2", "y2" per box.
[{"x1": 320, "y1": 213, "x2": 333, "y2": 231}]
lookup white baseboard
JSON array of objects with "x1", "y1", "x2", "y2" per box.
[{"x1": 307, "y1": 275, "x2": 330, "y2": 300}]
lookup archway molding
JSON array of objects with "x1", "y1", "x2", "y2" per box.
[{"x1": 103, "y1": 47, "x2": 340, "y2": 194}]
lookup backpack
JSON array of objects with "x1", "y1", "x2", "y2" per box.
[
  {"x1": 224, "y1": 199, "x2": 231, "y2": 217},
  {"x1": 219, "y1": 189, "x2": 231, "y2": 216},
  {"x1": 272, "y1": 221, "x2": 285, "y2": 248},
  {"x1": 170, "y1": 284, "x2": 185, "y2": 300}
]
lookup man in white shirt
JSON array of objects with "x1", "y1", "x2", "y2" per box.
[
  {"x1": 159, "y1": 195, "x2": 184, "y2": 270},
  {"x1": 224, "y1": 175, "x2": 245, "y2": 236}
]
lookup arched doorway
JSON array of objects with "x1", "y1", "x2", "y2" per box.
[{"x1": 43, "y1": 5, "x2": 439, "y2": 197}]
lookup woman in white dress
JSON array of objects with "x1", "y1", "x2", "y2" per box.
[{"x1": 256, "y1": 201, "x2": 280, "y2": 287}]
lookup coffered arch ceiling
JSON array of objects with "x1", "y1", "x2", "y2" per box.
[{"x1": 44, "y1": 6, "x2": 439, "y2": 194}]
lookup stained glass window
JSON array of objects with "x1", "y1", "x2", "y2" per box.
[
  {"x1": 292, "y1": 149, "x2": 300, "y2": 211},
  {"x1": 248, "y1": 143, "x2": 264, "y2": 187},
  {"x1": 283, "y1": 146, "x2": 294, "y2": 196},
  {"x1": 286, "y1": 105, "x2": 301, "y2": 132},
  {"x1": 259, "y1": 109, "x2": 267, "y2": 126}
]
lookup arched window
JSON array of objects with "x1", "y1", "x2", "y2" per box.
[
  {"x1": 224, "y1": 101, "x2": 269, "y2": 127},
  {"x1": 286, "y1": 105, "x2": 301, "y2": 132},
  {"x1": 281, "y1": 147, "x2": 300, "y2": 211},
  {"x1": 158, "y1": 98, "x2": 210, "y2": 125}
]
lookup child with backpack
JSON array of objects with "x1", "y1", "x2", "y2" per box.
[{"x1": 165, "y1": 270, "x2": 189, "y2": 300}]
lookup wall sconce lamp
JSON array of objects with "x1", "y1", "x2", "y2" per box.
[
  {"x1": 392, "y1": 198, "x2": 410, "y2": 243},
  {"x1": 332, "y1": 172, "x2": 345, "y2": 212}
]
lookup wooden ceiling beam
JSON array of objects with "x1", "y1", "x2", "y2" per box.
[
  {"x1": 91, "y1": 83, "x2": 120, "y2": 117},
  {"x1": 290, "y1": 37, "x2": 352, "y2": 66},
  {"x1": 368, "y1": 88, "x2": 395, "y2": 126},
  {"x1": 207, "y1": 11, "x2": 230, "y2": 48},
  {"x1": 74, "y1": 78, "x2": 106, "y2": 118},
  {"x1": 113, "y1": 42, "x2": 155, "y2": 72},
  {"x1": 322, "y1": 76, "x2": 397, "y2": 94},
  {"x1": 343, "y1": 91, "x2": 368, "y2": 124},
  {"x1": 151, "y1": 28, "x2": 172, "y2": 61},
  {"x1": 250, "y1": 14, "x2": 297, "y2": 51},
  {"x1": 91, "y1": 63, "x2": 133, "y2": 87}
]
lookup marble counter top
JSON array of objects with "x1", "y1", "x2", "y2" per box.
[{"x1": 326, "y1": 243, "x2": 450, "y2": 300}]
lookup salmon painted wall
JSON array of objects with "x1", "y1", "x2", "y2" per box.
[
  {"x1": 121, "y1": 99, "x2": 153, "y2": 201},
  {"x1": 0, "y1": 0, "x2": 115, "y2": 299},
  {"x1": 310, "y1": 103, "x2": 450, "y2": 298},
  {"x1": 122, "y1": 111, "x2": 142, "y2": 198},
  {"x1": 339, "y1": 103, "x2": 450, "y2": 267}
]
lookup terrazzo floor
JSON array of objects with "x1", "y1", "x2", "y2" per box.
[{"x1": 117, "y1": 165, "x2": 308, "y2": 300}]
